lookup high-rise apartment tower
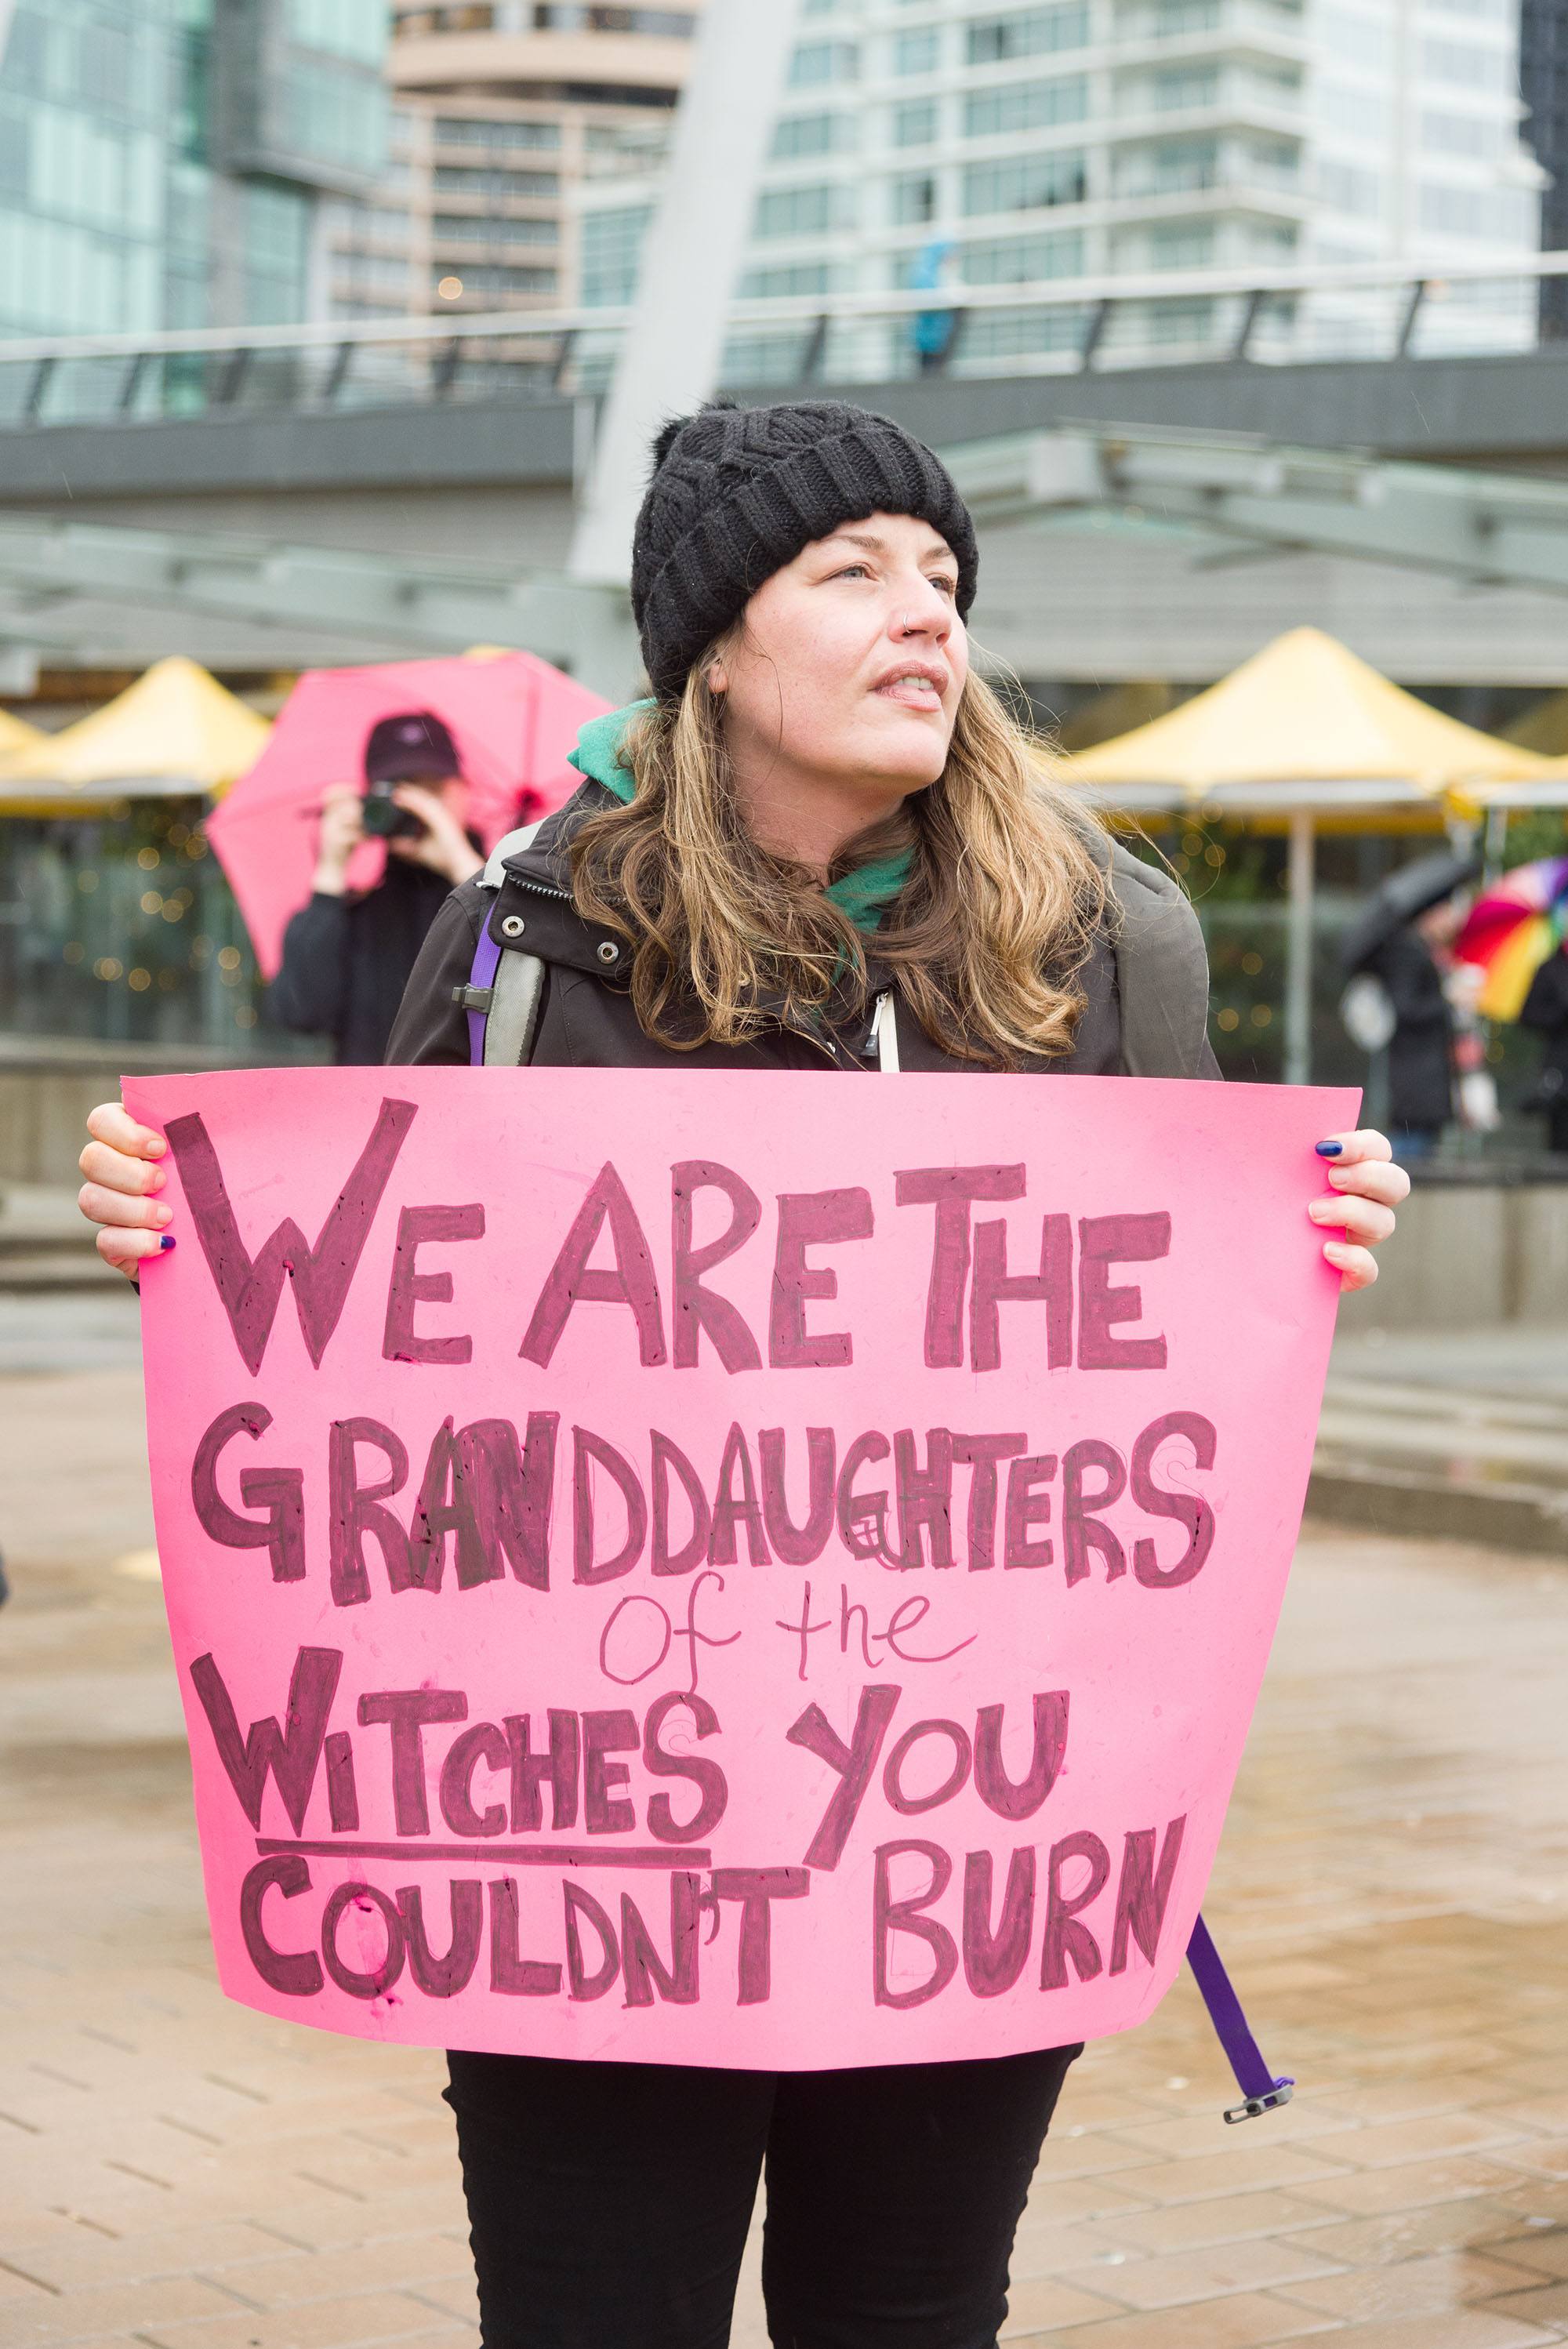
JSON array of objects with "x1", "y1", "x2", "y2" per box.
[
  {"x1": 325, "y1": 4, "x2": 696, "y2": 329},
  {"x1": 577, "y1": 0, "x2": 1544, "y2": 378}
]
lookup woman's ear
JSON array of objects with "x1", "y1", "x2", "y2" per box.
[{"x1": 706, "y1": 659, "x2": 728, "y2": 697}]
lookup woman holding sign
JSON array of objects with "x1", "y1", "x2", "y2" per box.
[{"x1": 80, "y1": 400, "x2": 1405, "y2": 2349}]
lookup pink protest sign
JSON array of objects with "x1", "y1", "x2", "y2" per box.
[{"x1": 126, "y1": 1065, "x2": 1354, "y2": 2070}]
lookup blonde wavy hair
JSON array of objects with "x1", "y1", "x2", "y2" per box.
[{"x1": 568, "y1": 649, "x2": 1109, "y2": 1069}]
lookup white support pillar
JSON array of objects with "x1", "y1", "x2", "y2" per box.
[
  {"x1": 566, "y1": 0, "x2": 805, "y2": 595},
  {"x1": 1284, "y1": 807, "x2": 1316, "y2": 1089}
]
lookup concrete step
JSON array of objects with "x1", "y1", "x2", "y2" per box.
[
  {"x1": 1307, "y1": 1450, "x2": 1568, "y2": 1555},
  {"x1": 0, "y1": 1248, "x2": 121, "y2": 1292},
  {"x1": 0, "y1": 1183, "x2": 93, "y2": 1249},
  {"x1": 1316, "y1": 1328, "x2": 1568, "y2": 1552},
  {"x1": 0, "y1": 1184, "x2": 114, "y2": 1289}
]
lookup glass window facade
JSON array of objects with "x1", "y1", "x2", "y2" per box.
[
  {"x1": 892, "y1": 97, "x2": 940, "y2": 144},
  {"x1": 960, "y1": 227, "x2": 1084, "y2": 279},
  {"x1": 789, "y1": 39, "x2": 860, "y2": 84},
  {"x1": 434, "y1": 116, "x2": 561, "y2": 148},
  {"x1": 433, "y1": 260, "x2": 557, "y2": 293},
  {"x1": 434, "y1": 212, "x2": 561, "y2": 244},
  {"x1": 772, "y1": 111, "x2": 855, "y2": 158},
  {"x1": 963, "y1": 150, "x2": 1088, "y2": 212},
  {"x1": 893, "y1": 27, "x2": 941, "y2": 71},
  {"x1": 1145, "y1": 221, "x2": 1216, "y2": 265},
  {"x1": 0, "y1": 0, "x2": 391, "y2": 336},
  {"x1": 209, "y1": 0, "x2": 389, "y2": 195},
  {"x1": 580, "y1": 201, "x2": 652, "y2": 304},
  {"x1": 738, "y1": 260, "x2": 836, "y2": 296},
  {"x1": 245, "y1": 181, "x2": 312, "y2": 322},
  {"x1": 963, "y1": 76, "x2": 1089, "y2": 136},
  {"x1": 965, "y1": 5, "x2": 1090, "y2": 64},
  {"x1": 287, "y1": 0, "x2": 390, "y2": 61},
  {"x1": 1421, "y1": 31, "x2": 1514, "y2": 86},
  {"x1": 0, "y1": 1, "x2": 176, "y2": 336},
  {"x1": 433, "y1": 165, "x2": 561, "y2": 198},
  {"x1": 1317, "y1": 158, "x2": 1382, "y2": 216},
  {"x1": 280, "y1": 61, "x2": 388, "y2": 182},
  {"x1": 755, "y1": 182, "x2": 858, "y2": 238},
  {"x1": 890, "y1": 171, "x2": 939, "y2": 222}
]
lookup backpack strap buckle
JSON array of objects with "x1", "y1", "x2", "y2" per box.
[
  {"x1": 1224, "y1": 2082, "x2": 1294, "y2": 2126},
  {"x1": 1187, "y1": 1912, "x2": 1297, "y2": 2124}
]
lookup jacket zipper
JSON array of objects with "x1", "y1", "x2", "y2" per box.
[
  {"x1": 503, "y1": 872, "x2": 572, "y2": 903},
  {"x1": 786, "y1": 1021, "x2": 851, "y2": 1068},
  {"x1": 504, "y1": 873, "x2": 872, "y2": 1067}
]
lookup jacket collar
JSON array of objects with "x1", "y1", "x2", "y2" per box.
[
  {"x1": 494, "y1": 774, "x2": 895, "y2": 1045},
  {"x1": 561, "y1": 702, "x2": 914, "y2": 936},
  {"x1": 488, "y1": 779, "x2": 627, "y2": 982}
]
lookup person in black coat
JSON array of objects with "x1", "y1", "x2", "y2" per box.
[
  {"x1": 1360, "y1": 905, "x2": 1460, "y2": 1158},
  {"x1": 268, "y1": 710, "x2": 484, "y2": 1066},
  {"x1": 1520, "y1": 947, "x2": 1568, "y2": 1155}
]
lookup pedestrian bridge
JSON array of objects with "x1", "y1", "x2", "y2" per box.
[
  {"x1": 3, "y1": 257, "x2": 1568, "y2": 692},
  {"x1": 4, "y1": 255, "x2": 1566, "y2": 438}
]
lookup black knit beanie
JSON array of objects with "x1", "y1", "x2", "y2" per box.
[{"x1": 630, "y1": 399, "x2": 979, "y2": 702}]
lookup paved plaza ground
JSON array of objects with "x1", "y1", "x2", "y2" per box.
[{"x1": 4, "y1": 1293, "x2": 1568, "y2": 2349}]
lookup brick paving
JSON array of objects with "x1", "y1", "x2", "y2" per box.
[{"x1": 5, "y1": 1297, "x2": 1568, "y2": 2347}]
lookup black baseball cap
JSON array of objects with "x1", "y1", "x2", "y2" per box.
[{"x1": 363, "y1": 710, "x2": 462, "y2": 785}]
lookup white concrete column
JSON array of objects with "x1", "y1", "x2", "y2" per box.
[{"x1": 566, "y1": 0, "x2": 805, "y2": 591}]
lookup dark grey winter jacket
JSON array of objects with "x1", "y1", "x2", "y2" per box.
[{"x1": 385, "y1": 780, "x2": 1218, "y2": 1082}]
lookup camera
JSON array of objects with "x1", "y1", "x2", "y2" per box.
[{"x1": 361, "y1": 779, "x2": 427, "y2": 842}]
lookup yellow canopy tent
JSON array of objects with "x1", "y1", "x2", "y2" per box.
[
  {"x1": 1065, "y1": 627, "x2": 1554, "y2": 1083},
  {"x1": 1454, "y1": 752, "x2": 1568, "y2": 816},
  {"x1": 0, "y1": 707, "x2": 43, "y2": 758},
  {"x1": 0, "y1": 657, "x2": 270, "y2": 815}
]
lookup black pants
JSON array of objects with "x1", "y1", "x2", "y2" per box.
[{"x1": 445, "y1": 2043, "x2": 1080, "y2": 2349}]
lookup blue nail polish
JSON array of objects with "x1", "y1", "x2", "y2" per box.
[
  {"x1": 159, "y1": 1233, "x2": 177, "y2": 1251},
  {"x1": 1315, "y1": 1140, "x2": 1343, "y2": 1158}
]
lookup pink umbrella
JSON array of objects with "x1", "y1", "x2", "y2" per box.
[{"x1": 206, "y1": 651, "x2": 609, "y2": 978}]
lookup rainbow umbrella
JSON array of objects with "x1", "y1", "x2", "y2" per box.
[{"x1": 1454, "y1": 856, "x2": 1568, "y2": 1021}]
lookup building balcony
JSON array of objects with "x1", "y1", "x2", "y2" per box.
[
  {"x1": 431, "y1": 228, "x2": 564, "y2": 257},
  {"x1": 391, "y1": 23, "x2": 696, "y2": 99},
  {"x1": 1109, "y1": 0, "x2": 1308, "y2": 63},
  {"x1": 1099, "y1": 180, "x2": 1312, "y2": 226},
  {"x1": 429, "y1": 181, "x2": 563, "y2": 211},
  {"x1": 1106, "y1": 89, "x2": 1306, "y2": 143},
  {"x1": 867, "y1": 176, "x2": 1310, "y2": 268}
]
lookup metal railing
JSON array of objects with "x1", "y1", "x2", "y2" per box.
[{"x1": 2, "y1": 253, "x2": 1567, "y2": 428}]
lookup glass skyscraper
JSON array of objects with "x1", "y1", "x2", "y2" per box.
[{"x1": 0, "y1": 0, "x2": 391, "y2": 340}]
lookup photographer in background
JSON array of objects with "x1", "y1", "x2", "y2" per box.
[
  {"x1": 269, "y1": 711, "x2": 484, "y2": 1066},
  {"x1": 1520, "y1": 946, "x2": 1568, "y2": 1156}
]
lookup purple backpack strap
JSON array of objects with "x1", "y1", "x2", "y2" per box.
[
  {"x1": 466, "y1": 920, "x2": 503, "y2": 1067},
  {"x1": 1187, "y1": 1912, "x2": 1294, "y2": 2122},
  {"x1": 459, "y1": 821, "x2": 546, "y2": 1067}
]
